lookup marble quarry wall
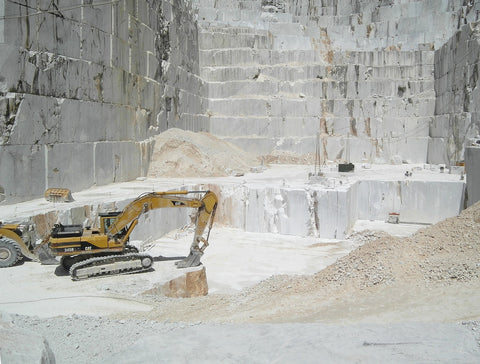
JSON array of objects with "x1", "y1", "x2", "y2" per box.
[
  {"x1": 197, "y1": 0, "x2": 480, "y2": 165},
  {"x1": 281, "y1": 0, "x2": 479, "y2": 51},
  {"x1": 431, "y1": 22, "x2": 480, "y2": 165},
  {"x1": 208, "y1": 178, "x2": 464, "y2": 239},
  {"x1": 0, "y1": 0, "x2": 205, "y2": 203},
  {"x1": 1, "y1": 0, "x2": 480, "y2": 205}
]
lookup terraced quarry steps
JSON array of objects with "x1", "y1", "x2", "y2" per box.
[
  {"x1": 197, "y1": 29, "x2": 435, "y2": 161},
  {"x1": 192, "y1": 0, "x2": 479, "y2": 164},
  {"x1": 1, "y1": 0, "x2": 478, "y2": 202}
]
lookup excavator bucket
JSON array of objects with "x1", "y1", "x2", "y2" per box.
[
  {"x1": 175, "y1": 249, "x2": 203, "y2": 268},
  {"x1": 35, "y1": 244, "x2": 59, "y2": 265},
  {"x1": 33, "y1": 237, "x2": 59, "y2": 265}
]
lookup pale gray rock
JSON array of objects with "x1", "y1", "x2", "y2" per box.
[
  {"x1": 105, "y1": 322, "x2": 480, "y2": 364},
  {"x1": 0, "y1": 313, "x2": 55, "y2": 364},
  {"x1": 465, "y1": 145, "x2": 480, "y2": 206},
  {"x1": 1, "y1": 0, "x2": 480, "y2": 202}
]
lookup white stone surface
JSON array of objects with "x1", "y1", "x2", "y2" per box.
[
  {"x1": 0, "y1": 0, "x2": 203, "y2": 202},
  {"x1": 0, "y1": 165, "x2": 465, "y2": 241},
  {"x1": 0, "y1": 315, "x2": 56, "y2": 364},
  {"x1": 1, "y1": 0, "x2": 479, "y2": 204}
]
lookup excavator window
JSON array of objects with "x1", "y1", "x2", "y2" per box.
[
  {"x1": 103, "y1": 218, "x2": 113, "y2": 230},
  {"x1": 99, "y1": 212, "x2": 128, "y2": 237},
  {"x1": 100, "y1": 212, "x2": 121, "y2": 230}
]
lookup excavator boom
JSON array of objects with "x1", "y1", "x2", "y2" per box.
[
  {"x1": 106, "y1": 190, "x2": 218, "y2": 268},
  {"x1": 107, "y1": 191, "x2": 204, "y2": 237}
]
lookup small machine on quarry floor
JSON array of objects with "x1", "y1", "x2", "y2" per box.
[
  {"x1": 0, "y1": 223, "x2": 55, "y2": 268},
  {"x1": 48, "y1": 190, "x2": 218, "y2": 280}
]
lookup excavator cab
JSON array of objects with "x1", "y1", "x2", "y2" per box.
[
  {"x1": 99, "y1": 212, "x2": 121, "y2": 234},
  {"x1": 99, "y1": 212, "x2": 129, "y2": 242}
]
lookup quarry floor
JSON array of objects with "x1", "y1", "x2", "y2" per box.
[
  {"x1": 1, "y1": 164, "x2": 480, "y2": 363},
  {"x1": 1, "y1": 222, "x2": 480, "y2": 363}
]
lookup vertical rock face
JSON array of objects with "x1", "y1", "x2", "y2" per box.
[
  {"x1": 0, "y1": 0, "x2": 205, "y2": 203},
  {"x1": 1, "y1": 0, "x2": 479, "y2": 203},
  {"x1": 208, "y1": 178, "x2": 464, "y2": 239},
  {"x1": 465, "y1": 145, "x2": 480, "y2": 207},
  {"x1": 195, "y1": 0, "x2": 480, "y2": 164},
  {"x1": 15, "y1": 175, "x2": 464, "y2": 241},
  {"x1": 432, "y1": 23, "x2": 480, "y2": 165}
]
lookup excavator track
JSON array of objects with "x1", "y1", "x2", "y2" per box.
[{"x1": 69, "y1": 253, "x2": 153, "y2": 281}]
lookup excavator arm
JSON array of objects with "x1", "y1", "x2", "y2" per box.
[{"x1": 178, "y1": 190, "x2": 218, "y2": 268}]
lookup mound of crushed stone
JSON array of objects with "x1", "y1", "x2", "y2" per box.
[
  {"x1": 245, "y1": 201, "x2": 480, "y2": 297},
  {"x1": 147, "y1": 128, "x2": 259, "y2": 178},
  {"x1": 317, "y1": 201, "x2": 480, "y2": 289}
]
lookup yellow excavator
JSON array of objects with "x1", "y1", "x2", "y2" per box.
[{"x1": 46, "y1": 190, "x2": 218, "y2": 280}]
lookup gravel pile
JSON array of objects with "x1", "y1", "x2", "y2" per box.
[
  {"x1": 317, "y1": 200, "x2": 480, "y2": 288},
  {"x1": 147, "y1": 128, "x2": 259, "y2": 177}
]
